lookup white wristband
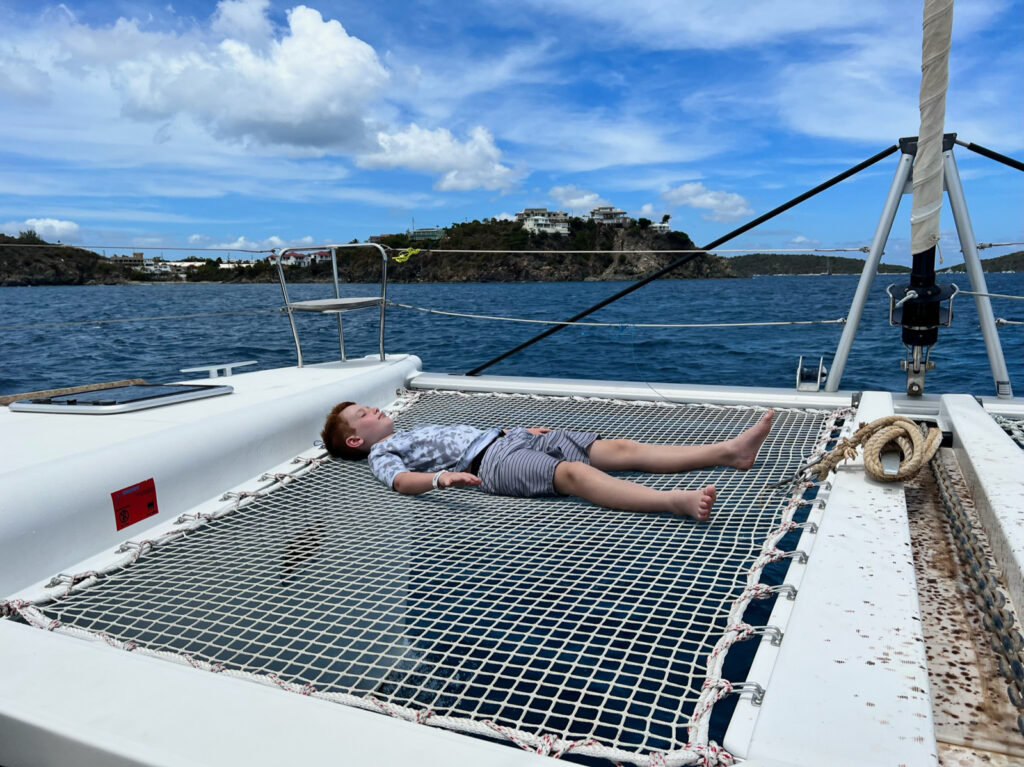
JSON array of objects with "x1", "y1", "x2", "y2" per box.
[{"x1": 432, "y1": 470, "x2": 447, "y2": 490}]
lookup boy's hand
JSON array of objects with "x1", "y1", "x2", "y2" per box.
[
  {"x1": 439, "y1": 472, "x2": 481, "y2": 489},
  {"x1": 525, "y1": 427, "x2": 551, "y2": 435}
]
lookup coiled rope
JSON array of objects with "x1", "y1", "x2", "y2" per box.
[{"x1": 813, "y1": 416, "x2": 942, "y2": 482}]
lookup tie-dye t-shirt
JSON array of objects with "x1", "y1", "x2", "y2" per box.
[{"x1": 368, "y1": 424, "x2": 496, "y2": 488}]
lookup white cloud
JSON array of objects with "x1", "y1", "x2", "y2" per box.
[
  {"x1": 0, "y1": 2, "x2": 389, "y2": 152},
  {"x1": 0, "y1": 1, "x2": 534, "y2": 199},
  {"x1": 105, "y1": 4, "x2": 389, "y2": 149},
  {"x1": 0, "y1": 54, "x2": 51, "y2": 103},
  {"x1": 388, "y1": 38, "x2": 557, "y2": 121},
  {"x1": 210, "y1": 0, "x2": 274, "y2": 49},
  {"x1": 358, "y1": 124, "x2": 519, "y2": 191},
  {"x1": 662, "y1": 182, "x2": 752, "y2": 222},
  {"x1": 188, "y1": 233, "x2": 210, "y2": 244},
  {"x1": 549, "y1": 185, "x2": 608, "y2": 215},
  {"x1": 768, "y1": 5, "x2": 1020, "y2": 148},
  {"x1": 505, "y1": 110, "x2": 715, "y2": 173},
  {"x1": 1, "y1": 217, "x2": 80, "y2": 240},
  {"x1": 534, "y1": 0, "x2": 889, "y2": 50},
  {"x1": 494, "y1": 212, "x2": 516, "y2": 221},
  {"x1": 787, "y1": 234, "x2": 822, "y2": 249},
  {"x1": 774, "y1": 35, "x2": 919, "y2": 143},
  {"x1": 212, "y1": 234, "x2": 315, "y2": 251}
]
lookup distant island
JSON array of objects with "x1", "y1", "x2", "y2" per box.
[
  {"x1": 938, "y1": 250, "x2": 1024, "y2": 273},
  {"x1": 3, "y1": 224, "x2": 1021, "y2": 287},
  {"x1": 725, "y1": 252, "x2": 910, "y2": 276}
]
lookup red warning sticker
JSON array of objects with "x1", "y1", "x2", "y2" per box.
[{"x1": 111, "y1": 479, "x2": 159, "y2": 531}]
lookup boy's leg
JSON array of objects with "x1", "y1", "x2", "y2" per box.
[
  {"x1": 553, "y1": 461, "x2": 716, "y2": 520},
  {"x1": 588, "y1": 409, "x2": 774, "y2": 473}
]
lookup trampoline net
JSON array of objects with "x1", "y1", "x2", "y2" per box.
[
  {"x1": 24, "y1": 390, "x2": 838, "y2": 761},
  {"x1": 993, "y1": 413, "x2": 1024, "y2": 450}
]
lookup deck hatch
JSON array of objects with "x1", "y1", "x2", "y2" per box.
[
  {"x1": 17, "y1": 391, "x2": 839, "y2": 763},
  {"x1": 7, "y1": 383, "x2": 232, "y2": 414}
]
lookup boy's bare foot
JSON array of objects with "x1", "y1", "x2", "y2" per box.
[
  {"x1": 726, "y1": 409, "x2": 774, "y2": 470},
  {"x1": 670, "y1": 485, "x2": 716, "y2": 521}
]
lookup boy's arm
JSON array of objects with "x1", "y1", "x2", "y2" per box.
[{"x1": 392, "y1": 471, "x2": 482, "y2": 495}]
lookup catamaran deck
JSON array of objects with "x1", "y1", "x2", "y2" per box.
[{"x1": 2, "y1": 358, "x2": 1023, "y2": 766}]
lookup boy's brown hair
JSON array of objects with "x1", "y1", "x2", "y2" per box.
[{"x1": 320, "y1": 401, "x2": 368, "y2": 460}]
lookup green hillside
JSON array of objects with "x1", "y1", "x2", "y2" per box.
[
  {"x1": 938, "y1": 250, "x2": 1024, "y2": 273},
  {"x1": 727, "y1": 253, "x2": 910, "y2": 276}
]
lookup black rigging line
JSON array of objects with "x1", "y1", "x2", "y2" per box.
[
  {"x1": 955, "y1": 139, "x2": 1024, "y2": 173},
  {"x1": 466, "y1": 143, "x2": 900, "y2": 376}
]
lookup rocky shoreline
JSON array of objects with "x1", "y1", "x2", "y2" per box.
[{"x1": 6, "y1": 227, "x2": 1020, "y2": 287}]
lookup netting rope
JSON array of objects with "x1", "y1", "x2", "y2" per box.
[{"x1": 2, "y1": 390, "x2": 850, "y2": 766}]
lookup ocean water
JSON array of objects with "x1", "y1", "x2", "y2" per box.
[{"x1": 1, "y1": 274, "x2": 1021, "y2": 397}]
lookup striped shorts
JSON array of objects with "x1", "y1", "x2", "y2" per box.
[{"x1": 477, "y1": 427, "x2": 599, "y2": 497}]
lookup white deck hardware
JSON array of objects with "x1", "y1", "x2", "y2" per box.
[
  {"x1": 179, "y1": 360, "x2": 258, "y2": 378},
  {"x1": 276, "y1": 243, "x2": 389, "y2": 366},
  {"x1": 795, "y1": 356, "x2": 827, "y2": 392},
  {"x1": 724, "y1": 391, "x2": 938, "y2": 766}
]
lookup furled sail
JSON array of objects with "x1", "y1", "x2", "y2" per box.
[{"x1": 910, "y1": 0, "x2": 954, "y2": 255}]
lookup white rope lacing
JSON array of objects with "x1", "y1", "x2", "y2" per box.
[
  {"x1": 993, "y1": 414, "x2": 1024, "y2": 447},
  {"x1": 688, "y1": 405, "x2": 851, "y2": 743},
  {"x1": 387, "y1": 302, "x2": 846, "y2": 329},
  {"x1": 0, "y1": 593, "x2": 736, "y2": 766}
]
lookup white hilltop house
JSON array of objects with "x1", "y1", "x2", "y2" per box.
[
  {"x1": 272, "y1": 250, "x2": 333, "y2": 268},
  {"x1": 589, "y1": 206, "x2": 634, "y2": 226},
  {"x1": 515, "y1": 208, "x2": 570, "y2": 236},
  {"x1": 650, "y1": 222, "x2": 671, "y2": 234}
]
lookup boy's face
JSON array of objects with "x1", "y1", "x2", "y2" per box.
[{"x1": 340, "y1": 403, "x2": 394, "y2": 450}]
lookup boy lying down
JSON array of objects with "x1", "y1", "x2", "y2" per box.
[{"x1": 320, "y1": 402, "x2": 774, "y2": 521}]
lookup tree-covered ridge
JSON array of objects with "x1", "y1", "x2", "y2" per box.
[
  {"x1": 938, "y1": 250, "x2": 1024, "y2": 273},
  {"x1": 0, "y1": 231, "x2": 125, "y2": 286},
  {"x1": 5, "y1": 226, "x2": 1021, "y2": 287},
  {"x1": 727, "y1": 253, "x2": 910, "y2": 276}
]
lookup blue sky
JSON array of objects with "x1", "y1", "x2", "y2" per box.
[{"x1": 0, "y1": 0, "x2": 1020, "y2": 264}]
